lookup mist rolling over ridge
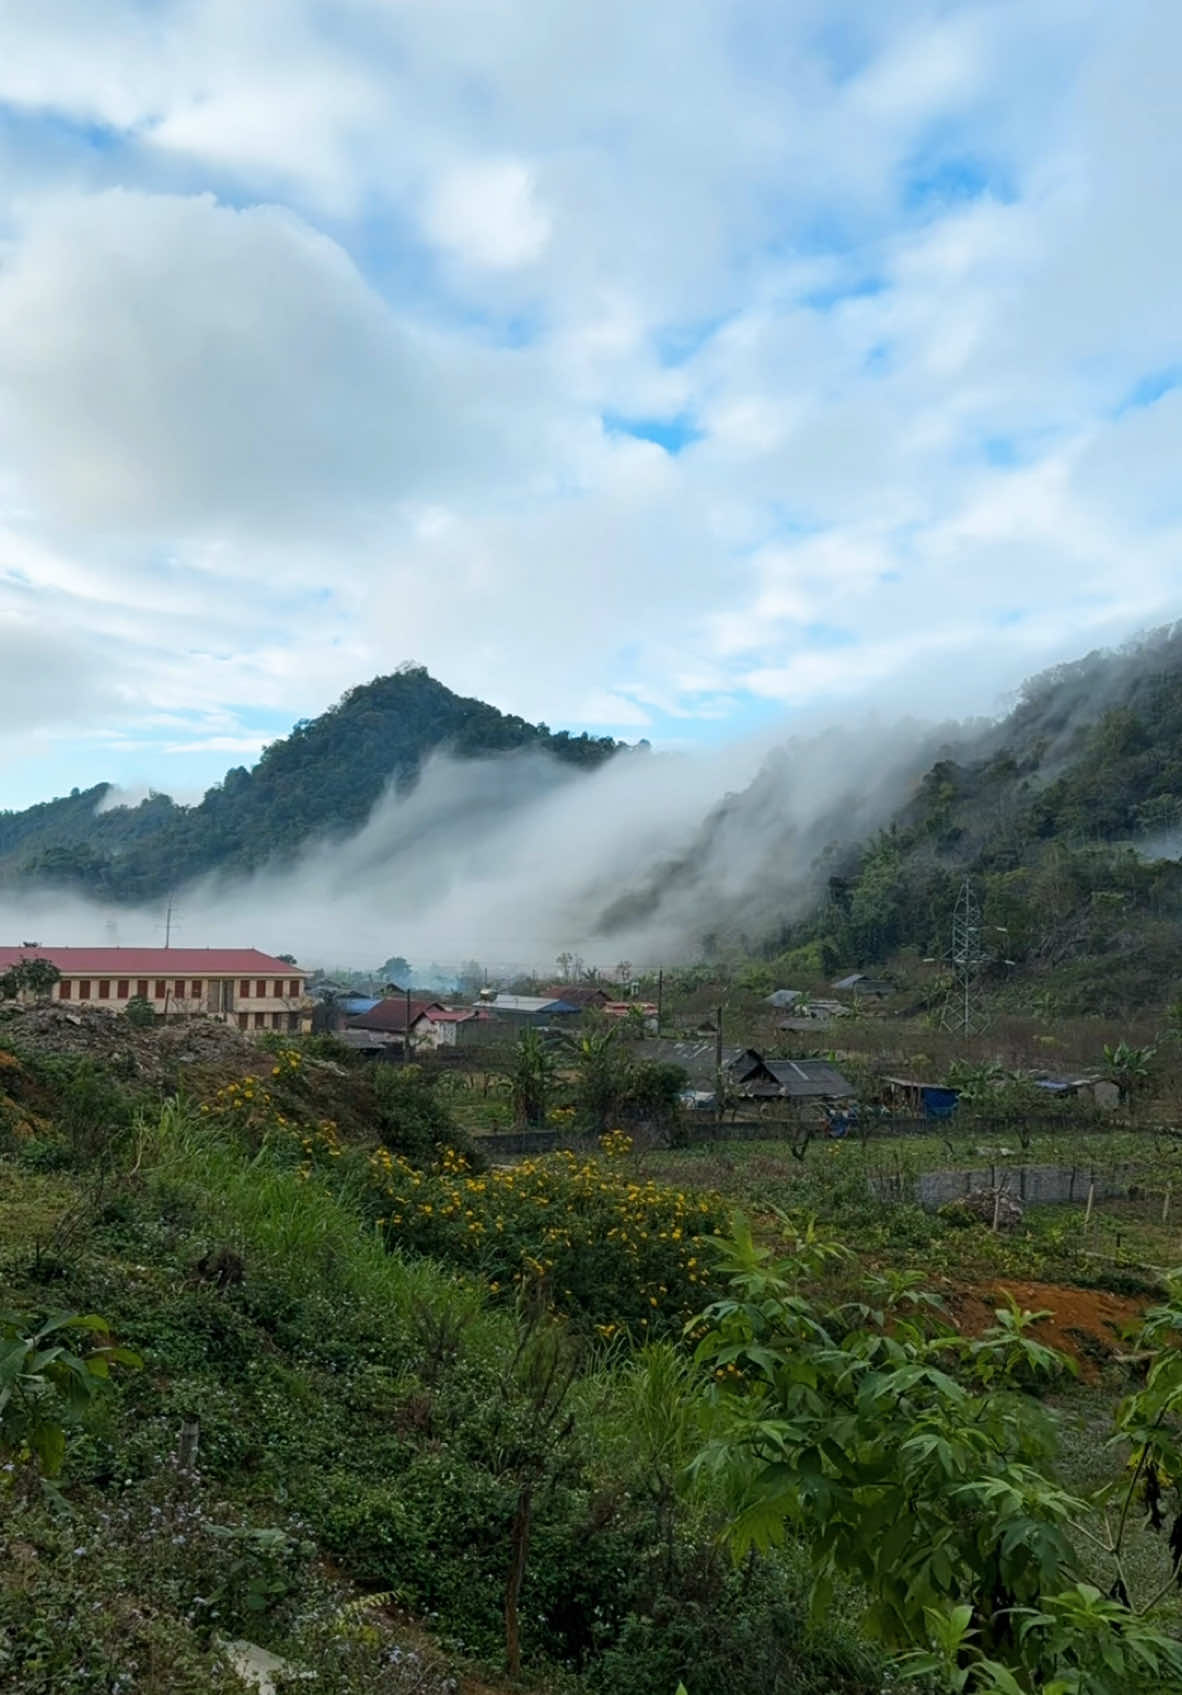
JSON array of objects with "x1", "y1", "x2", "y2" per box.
[{"x1": 8, "y1": 627, "x2": 1181, "y2": 974}]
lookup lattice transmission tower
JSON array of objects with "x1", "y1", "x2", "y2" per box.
[{"x1": 939, "y1": 877, "x2": 991, "y2": 1035}]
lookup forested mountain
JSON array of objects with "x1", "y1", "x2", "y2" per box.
[
  {"x1": 0, "y1": 666, "x2": 620, "y2": 902},
  {"x1": 5, "y1": 631, "x2": 1182, "y2": 1012},
  {"x1": 755, "y1": 625, "x2": 1182, "y2": 1012},
  {"x1": 587, "y1": 625, "x2": 1182, "y2": 1013}
]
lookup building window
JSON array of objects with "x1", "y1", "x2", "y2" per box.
[
  {"x1": 287, "y1": 1012, "x2": 299, "y2": 1031},
  {"x1": 273, "y1": 980, "x2": 283, "y2": 998},
  {"x1": 287, "y1": 979, "x2": 300, "y2": 996},
  {"x1": 255, "y1": 979, "x2": 266, "y2": 999},
  {"x1": 98, "y1": 980, "x2": 110, "y2": 999},
  {"x1": 239, "y1": 979, "x2": 250, "y2": 997},
  {"x1": 136, "y1": 979, "x2": 148, "y2": 999},
  {"x1": 59, "y1": 979, "x2": 71, "y2": 999},
  {"x1": 191, "y1": 981, "x2": 202, "y2": 1000},
  {"x1": 174, "y1": 978, "x2": 186, "y2": 999},
  {"x1": 78, "y1": 979, "x2": 90, "y2": 999},
  {"x1": 237, "y1": 1012, "x2": 248, "y2": 1030},
  {"x1": 116, "y1": 980, "x2": 129, "y2": 999},
  {"x1": 253, "y1": 1010, "x2": 265, "y2": 1028},
  {"x1": 154, "y1": 979, "x2": 167, "y2": 999}
]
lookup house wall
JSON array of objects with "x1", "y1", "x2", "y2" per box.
[{"x1": 53, "y1": 972, "x2": 308, "y2": 1031}]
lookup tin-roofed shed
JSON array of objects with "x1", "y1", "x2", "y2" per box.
[{"x1": 765, "y1": 1059, "x2": 856, "y2": 1100}]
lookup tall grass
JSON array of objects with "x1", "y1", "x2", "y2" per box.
[{"x1": 139, "y1": 1097, "x2": 498, "y2": 1341}]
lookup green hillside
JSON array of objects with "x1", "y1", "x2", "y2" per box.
[
  {"x1": 759, "y1": 624, "x2": 1182, "y2": 1014},
  {"x1": 0, "y1": 666, "x2": 620, "y2": 903}
]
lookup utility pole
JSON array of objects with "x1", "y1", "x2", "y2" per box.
[
  {"x1": 656, "y1": 968, "x2": 664, "y2": 1035},
  {"x1": 404, "y1": 984, "x2": 413, "y2": 1064},
  {"x1": 714, "y1": 1002, "x2": 724, "y2": 1133}
]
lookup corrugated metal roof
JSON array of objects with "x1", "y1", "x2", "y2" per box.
[
  {"x1": 336, "y1": 1029, "x2": 397, "y2": 1049},
  {"x1": 491, "y1": 995, "x2": 580, "y2": 1014},
  {"x1": 765, "y1": 1059, "x2": 855, "y2": 1098},
  {"x1": 0, "y1": 946, "x2": 305, "y2": 976}
]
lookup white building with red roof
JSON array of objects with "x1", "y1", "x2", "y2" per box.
[{"x1": 0, "y1": 946, "x2": 311, "y2": 1031}]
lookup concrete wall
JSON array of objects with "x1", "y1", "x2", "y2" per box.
[{"x1": 880, "y1": 1163, "x2": 1138, "y2": 1211}]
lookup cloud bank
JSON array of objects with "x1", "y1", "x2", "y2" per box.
[
  {"x1": 0, "y1": 707, "x2": 961, "y2": 972},
  {"x1": 0, "y1": 0, "x2": 1180, "y2": 808}
]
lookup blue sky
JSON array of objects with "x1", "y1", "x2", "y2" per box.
[{"x1": 0, "y1": 0, "x2": 1180, "y2": 808}]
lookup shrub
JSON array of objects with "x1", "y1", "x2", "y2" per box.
[
  {"x1": 368, "y1": 1147, "x2": 724, "y2": 1334},
  {"x1": 125, "y1": 995, "x2": 156, "y2": 1029},
  {"x1": 372, "y1": 1065, "x2": 479, "y2": 1165},
  {"x1": 589, "y1": 1542, "x2": 881, "y2": 1695},
  {"x1": 49, "y1": 1058, "x2": 138, "y2": 1165}
]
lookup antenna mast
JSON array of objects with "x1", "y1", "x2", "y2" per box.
[{"x1": 940, "y1": 877, "x2": 990, "y2": 1036}]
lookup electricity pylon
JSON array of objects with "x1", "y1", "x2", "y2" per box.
[{"x1": 939, "y1": 877, "x2": 991, "y2": 1035}]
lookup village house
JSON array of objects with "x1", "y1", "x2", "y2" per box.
[
  {"x1": 601, "y1": 1000, "x2": 659, "y2": 1031},
  {"x1": 409, "y1": 1006, "x2": 496, "y2": 1049},
  {"x1": 539, "y1": 985, "x2": 611, "y2": 1010},
  {"x1": 636, "y1": 1040, "x2": 778, "y2": 1091},
  {"x1": 0, "y1": 947, "x2": 311, "y2": 1031},
  {"x1": 484, "y1": 994, "x2": 582, "y2": 1029},
  {"x1": 764, "y1": 1058, "x2": 856, "y2": 1101},
  {"x1": 347, "y1": 996, "x2": 448, "y2": 1053}
]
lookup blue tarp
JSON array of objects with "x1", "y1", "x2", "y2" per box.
[{"x1": 919, "y1": 1086, "x2": 959, "y2": 1120}]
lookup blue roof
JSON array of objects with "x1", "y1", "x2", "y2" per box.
[{"x1": 338, "y1": 994, "x2": 380, "y2": 1014}]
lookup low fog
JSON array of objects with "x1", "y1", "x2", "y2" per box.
[{"x1": 0, "y1": 708, "x2": 964, "y2": 975}]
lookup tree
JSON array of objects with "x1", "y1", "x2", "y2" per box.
[
  {"x1": 0, "y1": 957, "x2": 61, "y2": 1003},
  {"x1": 503, "y1": 1029, "x2": 557, "y2": 1128},
  {"x1": 620, "y1": 1060, "x2": 685, "y2": 1132},
  {"x1": 0, "y1": 1311, "x2": 140, "y2": 1485},
  {"x1": 379, "y1": 956, "x2": 411, "y2": 985},
  {"x1": 564, "y1": 1026, "x2": 627, "y2": 1133},
  {"x1": 490, "y1": 1303, "x2": 580, "y2": 1677},
  {"x1": 692, "y1": 1217, "x2": 1182, "y2": 1693},
  {"x1": 1102, "y1": 1040, "x2": 1156, "y2": 1105}
]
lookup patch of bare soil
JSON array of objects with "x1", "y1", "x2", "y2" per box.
[{"x1": 947, "y1": 1278, "x2": 1147, "y2": 1377}]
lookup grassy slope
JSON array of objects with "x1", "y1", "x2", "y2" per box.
[{"x1": 0, "y1": 1047, "x2": 880, "y2": 1695}]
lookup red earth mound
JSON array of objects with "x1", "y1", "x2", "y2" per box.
[{"x1": 946, "y1": 1279, "x2": 1148, "y2": 1378}]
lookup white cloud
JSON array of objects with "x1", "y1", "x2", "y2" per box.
[
  {"x1": 424, "y1": 158, "x2": 551, "y2": 269},
  {"x1": 0, "y1": 0, "x2": 1177, "y2": 807}
]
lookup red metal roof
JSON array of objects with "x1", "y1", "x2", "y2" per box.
[
  {"x1": 353, "y1": 997, "x2": 448, "y2": 1032},
  {"x1": 416, "y1": 1007, "x2": 487, "y2": 1023},
  {"x1": 0, "y1": 946, "x2": 305, "y2": 976}
]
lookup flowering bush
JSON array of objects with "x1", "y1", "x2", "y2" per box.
[
  {"x1": 599, "y1": 1128, "x2": 633, "y2": 1159},
  {"x1": 368, "y1": 1147, "x2": 723, "y2": 1334},
  {"x1": 199, "y1": 1068, "x2": 341, "y2": 1174}
]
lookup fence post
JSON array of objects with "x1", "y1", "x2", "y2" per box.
[{"x1": 177, "y1": 1417, "x2": 200, "y2": 1470}]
